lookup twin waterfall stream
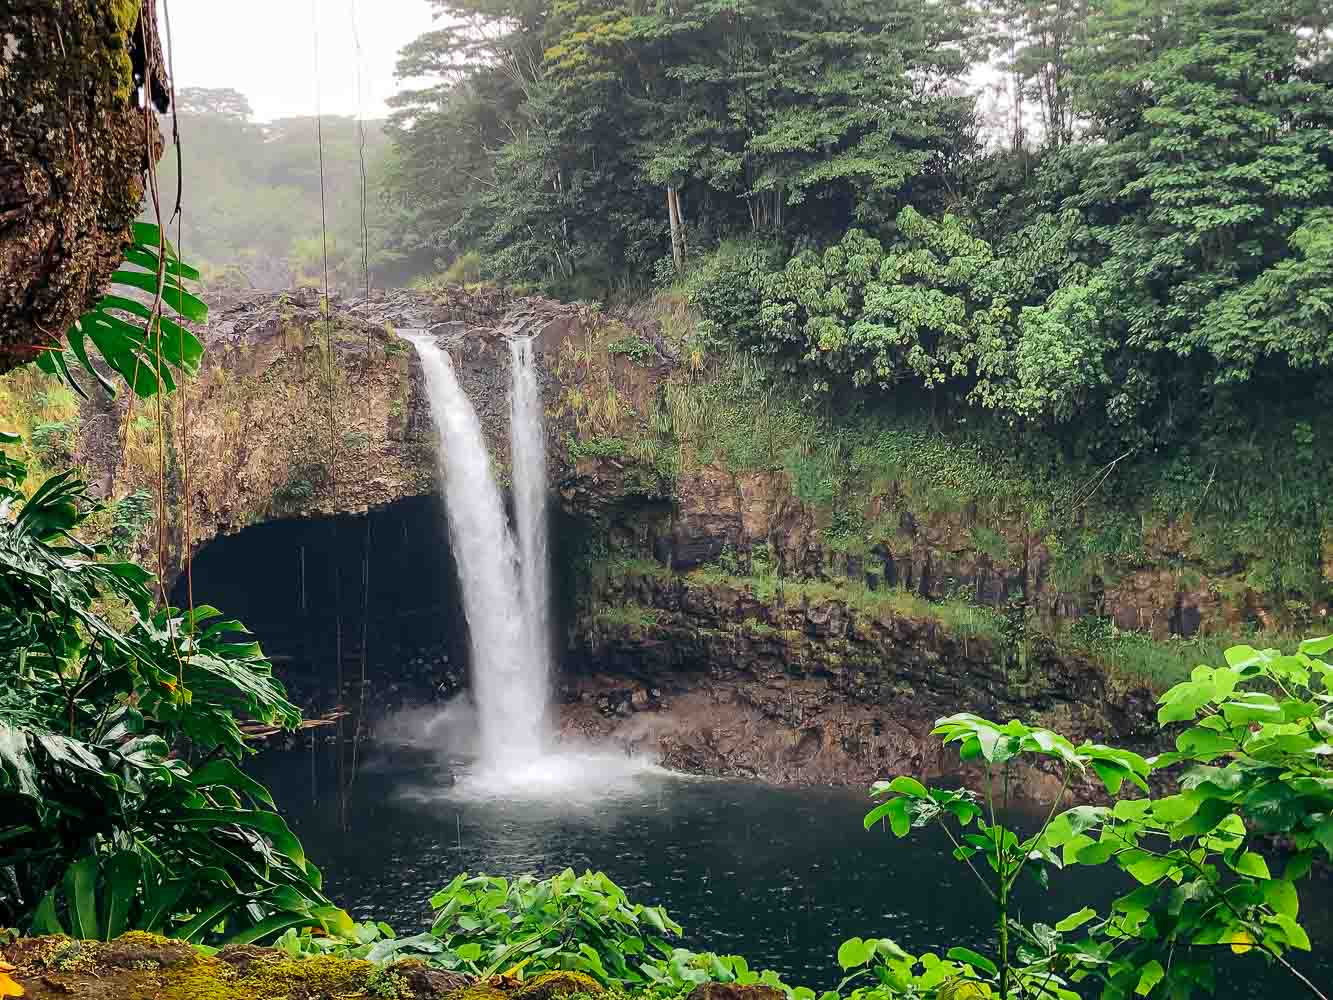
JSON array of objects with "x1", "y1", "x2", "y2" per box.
[{"x1": 403, "y1": 332, "x2": 553, "y2": 776}]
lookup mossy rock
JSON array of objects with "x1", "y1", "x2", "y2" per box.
[
  {"x1": 392, "y1": 959, "x2": 472, "y2": 998},
  {"x1": 684, "y1": 984, "x2": 785, "y2": 1000},
  {"x1": 163, "y1": 953, "x2": 376, "y2": 1000},
  {"x1": 446, "y1": 985, "x2": 512, "y2": 1000},
  {"x1": 97, "y1": 931, "x2": 195, "y2": 971},
  {"x1": 512, "y1": 971, "x2": 604, "y2": 1000},
  {"x1": 0, "y1": 935, "x2": 459, "y2": 1000}
]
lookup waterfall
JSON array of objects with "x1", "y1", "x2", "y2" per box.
[
  {"x1": 403, "y1": 332, "x2": 548, "y2": 768},
  {"x1": 401, "y1": 328, "x2": 656, "y2": 799},
  {"x1": 509, "y1": 336, "x2": 552, "y2": 708}
]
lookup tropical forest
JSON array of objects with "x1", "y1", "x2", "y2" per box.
[{"x1": 2, "y1": 1, "x2": 1333, "y2": 999}]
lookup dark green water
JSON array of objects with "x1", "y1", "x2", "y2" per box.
[{"x1": 252, "y1": 744, "x2": 1331, "y2": 998}]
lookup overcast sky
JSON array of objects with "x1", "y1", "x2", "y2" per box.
[{"x1": 163, "y1": 0, "x2": 439, "y2": 121}]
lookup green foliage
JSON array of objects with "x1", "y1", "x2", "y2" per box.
[
  {"x1": 108, "y1": 488, "x2": 154, "y2": 557},
  {"x1": 0, "y1": 436, "x2": 336, "y2": 942},
  {"x1": 593, "y1": 605, "x2": 662, "y2": 630},
  {"x1": 641, "y1": 949, "x2": 793, "y2": 997},
  {"x1": 606, "y1": 335, "x2": 656, "y2": 367},
  {"x1": 1071, "y1": 0, "x2": 1333, "y2": 383},
  {"x1": 427, "y1": 870, "x2": 683, "y2": 985},
  {"x1": 867, "y1": 636, "x2": 1333, "y2": 999},
  {"x1": 30, "y1": 421, "x2": 75, "y2": 463},
  {"x1": 38, "y1": 223, "x2": 206, "y2": 400},
  {"x1": 386, "y1": 0, "x2": 979, "y2": 289},
  {"x1": 0, "y1": 237, "x2": 340, "y2": 945}
]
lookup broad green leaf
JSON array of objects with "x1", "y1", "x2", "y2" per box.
[
  {"x1": 1172, "y1": 797, "x2": 1233, "y2": 838},
  {"x1": 1229, "y1": 852, "x2": 1271, "y2": 879},
  {"x1": 887, "y1": 776, "x2": 928, "y2": 798},
  {"x1": 1221, "y1": 693, "x2": 1284, "y2": 726},
  {"x1": 31, "y1": 891, "x2": 66, "y2": 935},
  {"x1": 1298, "y1": 636, "x2": 1333, "y2": 656},
  {"x1": 837, "y1": 937, "x2": 872, "y2": 970},
  {"x1": 1055, "y1": 907, "x2": 1097, "y2": 932},
  {"x1": 1091, "y1": 761, "x2": 1125, "y2": 795},
  {"x1": 102, "y1": 851, "x2": 143, "y2": 940},
  {"x1": 1125, "y1": 856, "x2": 1175, "y2": 885},
  {"x1": 945, "y1": 947, "x2": 997, "y2": 976},
  {"x1": 1263, "y1": 879, "x2": 1299, "y2": 918},
  {"x1": 65, "y1": 854, "x2": 101, "y2": 940},
  {"x1": 1135, "y1": 960, "x2": 1164, "y2": 995},
  {"x1": 1272, "y1": 914, "x2": 1311, "y2": 951}
]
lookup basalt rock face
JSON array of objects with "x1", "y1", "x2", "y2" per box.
[
  {"x1": 76, "y1": 287, "x2": 584, "y2": 586},
  {"x1": 598, "y1": 462, "x2": 1219, "y2": 640},
  {"x1": 558, "y1": 570, "x2": 1159, "y2": 790}
]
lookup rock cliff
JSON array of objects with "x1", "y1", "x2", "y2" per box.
[{"x1": 27, "y1": 285, "x2": 1303, "y2": 786}]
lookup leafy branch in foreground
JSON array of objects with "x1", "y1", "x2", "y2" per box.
[
  {"x1": 0, "y1": 435, "x2": 339, "y2": 943},
  {"x1": 865, "y1": 637, "x2": 1333, "y2": 999}
]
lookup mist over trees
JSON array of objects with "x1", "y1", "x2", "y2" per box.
[{"x1": 148, "y1": 86, "x2": 428, "y2": 291}]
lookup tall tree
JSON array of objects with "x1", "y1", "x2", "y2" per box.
[{"x1": 1072, "y1": 0, "x2": 1333, "y2": 382}]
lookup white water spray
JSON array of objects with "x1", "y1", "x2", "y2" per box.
[{"x1": 404, "y1": 332, "x2": 548, "y2": 768}]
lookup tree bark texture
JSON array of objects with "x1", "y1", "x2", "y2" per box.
[
  {"x1": 0, "y1": 1, "x2": 166, "y2": 377},
  {"x1": 667, "y1": 186, "x2": 683, "y2": 273}
]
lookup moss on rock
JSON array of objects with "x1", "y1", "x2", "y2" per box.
[
  {"x1": 513, "y1": 971, "x2": 604, "y2": 1000},
  {"x1": 161, "y1": 953, "x2": 378, "y2": 1000},
  {"x1": 445, "y1": 984, "x2": 512, "y2": 1000}
]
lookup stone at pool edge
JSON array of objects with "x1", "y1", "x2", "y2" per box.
[{"x1": 684, "y1": 983, "x2": 787, "y2": 1000}]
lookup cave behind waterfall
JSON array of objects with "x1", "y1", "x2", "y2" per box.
[{"x1": 171, "y1": 495, "x2": 468, "y2": 720}]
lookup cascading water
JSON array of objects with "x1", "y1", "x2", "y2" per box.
[
  {"x1": 403, "y1": 332, "x2": 548, "y2": 768},
  {"x1": 509, "y1": 336, "x2": 552, "y2": 707},
  {"x1": 401, "y1": 328, "x2": 655, "y2": 799}
]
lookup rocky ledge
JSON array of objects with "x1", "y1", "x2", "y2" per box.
[
  {"x1": 0, "y1": 934, "x2": 783, "y2": 1000},
  {"x1": 76, "y1": 286, "x2": 585, "y2": 585},
  {"x1": 556, "y1": 569, "x2": 1159, "y2": 793}
]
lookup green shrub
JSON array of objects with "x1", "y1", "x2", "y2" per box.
[
  {"x1": 685, "y1": 241, "x2": 781, "y2": 347},
  {"x1": 607, "y1": 334, "x2": 657, "y2": 366},
  {"x1": 428, "y1": 870, "x2": 682, "y2": 985}
]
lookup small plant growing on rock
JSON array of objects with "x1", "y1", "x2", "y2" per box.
[{"x1": 366, "y1": 967, "x2": 413, "y2": 998}]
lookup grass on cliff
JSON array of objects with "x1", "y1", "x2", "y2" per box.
[
  {"x1": 1058, "y1": 620, "x2": 1313, "y2": 691},
  {"x1": 593, "y1": 553, "x2": 1310, "y2": 693},
  {"x1": 672, "y1": 564, "x2": 1011, "y2": 644},
  {"x1": 0, "y1": 368, "x2": 82, "y2": 494},
  {"x1": 578, "y1": 290, "x2": 1333, "y2": 625}
]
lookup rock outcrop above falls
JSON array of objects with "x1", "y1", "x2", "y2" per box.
[{"x1": 75, "y1": 287, "x2": 583, "y2": 584}]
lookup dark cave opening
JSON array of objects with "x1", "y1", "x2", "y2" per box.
[
  {"x1": 172, "y1": 494, "x2": 468, "y2": 720},
  {"x1": 172, "y1": 493, "x2": 590, "y2": 723}
]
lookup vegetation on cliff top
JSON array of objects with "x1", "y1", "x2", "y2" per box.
[{"x1": 381, "y1": 0, "x2": 1333, "y2": 631}]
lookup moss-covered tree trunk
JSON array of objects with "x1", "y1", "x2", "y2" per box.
[{"x1": 0, "y1": 1, "x2": 166, "y2": 376}]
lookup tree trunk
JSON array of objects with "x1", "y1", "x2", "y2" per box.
[
  {"x1": 671, "y1": 187, "x2": 688, "y2": 265},
  {"x1": 667, "y1": 186, "x2": 684, "y2": 274},
  {"x1": 0, "y1": 1, "x2": 167, "y2": 377}
]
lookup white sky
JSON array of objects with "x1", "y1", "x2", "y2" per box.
[{"x1": 161, "y1": 0, "x2": 439, "y2": 121}]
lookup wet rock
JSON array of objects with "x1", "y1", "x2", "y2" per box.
[
  {"x1": 392, "y1": 959, "x2": 471, "y2": 998},
  {"x1": 686, "y1": 982, "x2": 786, "y2": 1000},
  {"x1": 98, "y1": 933, "x2": 195, "y2": 971},
  {"x1": 512, "y1": 970, "x2": 603, "y2": 1000}
]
